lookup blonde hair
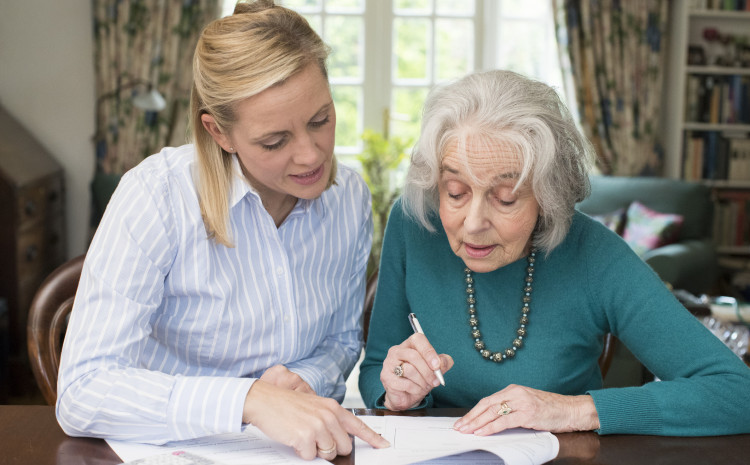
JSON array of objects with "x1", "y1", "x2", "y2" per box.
[{"x1": 190, "y1": 0, "x2": 336, "y2": 246}]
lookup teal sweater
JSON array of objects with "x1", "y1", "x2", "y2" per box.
[{"x1": 359, "y1": 200, "x2": 750, "y2": 436}]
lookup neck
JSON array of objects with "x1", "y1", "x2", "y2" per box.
[
  {"x1": 264, "y1": 194, "x2": 297, "y2": 227},
  {"x1": 240, "y1": 163, "x2": 297, "y2": 228}
]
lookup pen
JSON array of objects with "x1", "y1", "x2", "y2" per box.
[{"x1": 408, "y1": 313, "x2": 446, "y2": 386}]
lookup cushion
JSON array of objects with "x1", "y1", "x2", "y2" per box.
[
  {"x1": 590, "y1": 207, "x2": 627, "y2": 236},
  {"x1": 622, "y1": 201, "x2": 684, "y2": 256}
]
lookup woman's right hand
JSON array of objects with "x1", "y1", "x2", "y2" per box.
[
  {"x1": 380, "y1": 333, "x2": 453, "y2": 411},
  {"x1": 243, "y1": 380, "x2": 390, "y2": 461},
  {"x1": 259, "y1": 364, "x2": 315, "y2": 394}
]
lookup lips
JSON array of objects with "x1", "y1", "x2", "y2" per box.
[
  {"x1": 464, "y1": 243, "x2": 496, "y2": 258},
  {"x1": 290, "y1": 164, "x2": 324, "y2": 185}
]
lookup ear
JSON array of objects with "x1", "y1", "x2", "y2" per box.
[{"x1": 201, "y1": 113, "x2": 233, "y2": 152}]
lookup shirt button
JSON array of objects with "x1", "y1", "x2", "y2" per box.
[
  {"x1": 284, "y1": 315, "x2": 290, "y2": 322},
  {"x1": 276, "y1": 266, "x2": 284, "y2": 276}
]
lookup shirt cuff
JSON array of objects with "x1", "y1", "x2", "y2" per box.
[
  {"x1": 286, "y1": 361, "x2": 345, "y2": 401},
  {"x1": 286, "y1": 364, "x2": 326, "y2": 395},
  {"x1": 168, "y1": 376, "x2": 254, "y2": 440}
]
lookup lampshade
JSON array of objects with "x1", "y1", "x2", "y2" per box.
[{"x1": 132, "y1": 88, "x2": 166, "y2": 112}]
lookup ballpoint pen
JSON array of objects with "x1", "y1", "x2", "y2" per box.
[{"x1": 408, "y1": 312, "x2": 446, "y2": 386}]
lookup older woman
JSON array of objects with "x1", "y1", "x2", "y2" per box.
[
  {"x1": 57, "y1": 1, "x2": 387, "y2": 460},
  {"x1": 359, "y1": 69, "x2": 750, "y2": 436}
]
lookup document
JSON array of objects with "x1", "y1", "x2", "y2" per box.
[
  {"x1": 106, "y1": 425, "x2": 327, "y2": 465},
  {"x1": 355, "y1": 416, "x2": 559, "y2": 465}
]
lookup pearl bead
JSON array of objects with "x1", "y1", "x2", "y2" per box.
[{"x1": 465, "y1": 247, "x2": 536, "y2": 364}]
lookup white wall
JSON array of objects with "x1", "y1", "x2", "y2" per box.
[{"x1": 0, "y1": 0, "x2": 95, "y2": 258}]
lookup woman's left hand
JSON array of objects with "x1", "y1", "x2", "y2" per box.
[
  {"x1": 453, "y1": 384, "x2": 600, "y2": 435},
  {"x1": 260, "y1": 364, "x2": 315, "y2": 394}
]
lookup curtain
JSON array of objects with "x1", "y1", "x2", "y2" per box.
[
  {"x1": 554, "y1": 0, "x2": 668, "y2": 176},
  {"x1": 93, "y1": 0, "x2": 219, "y2": 175}
]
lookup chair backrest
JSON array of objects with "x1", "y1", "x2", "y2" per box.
[
  {"x1": 361, "y1": 267, "x2": 617, "y2": 378},
  {"x1": 27, "y1": 254, "x2": 85, "y2": 405},
  {"x1": 576, "y1": 175, "x2": 713, "y2": 241},
  {"x1": 362, "y1": 269, "x2": 379, "y2": 344}
]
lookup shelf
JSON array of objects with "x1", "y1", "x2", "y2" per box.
[
  {"x1": 689, "y1": 10, "x2": 750, "y2": 20},
  {"x1": 704, "y1": 180, "x2": 750, "y2": 189},
  {"x1": 676, "y1": 7, "x2": 750, "y2": 268},
  {"x1": 686, "y1": 65, "x2": 750, "y2": 75},
  {"x1": 717, "y1": 246, "x2": 750, "y2": 255},
  {"x1": 683, "y1": 123, "x2": 750, "y2": 131}
]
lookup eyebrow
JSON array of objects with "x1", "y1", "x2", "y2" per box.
[
  {"x1": 251, "y1": 102, "x2": 332, "y2": 142},
  {"x1": 440, "y1": 163, "x2": 520, "y2": 183}
]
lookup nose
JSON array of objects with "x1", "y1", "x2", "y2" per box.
[
  {"x1": 292, "y1": 132, "x2": 320, "y2": 167},
  {"x1": 463, "y1": 197, "x2": 491, "y2": 234}
]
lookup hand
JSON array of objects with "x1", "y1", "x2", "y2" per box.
[
  {"x1": 453, "y1": 384, "x2": 600, "y2": 435},
  {"x1": 243, "y1": 380, "x2": 390, "y2": 460},
  {"x1": 380, "y1": 333, "x2": 453, "y2": 411},
  {"x1": 260, "y1": 364, "x2": 314, "y2": 394}
]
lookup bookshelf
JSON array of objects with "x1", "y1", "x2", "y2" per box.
[{"x1": 664, "y1": 2, "x2": 750, "y2": 269}]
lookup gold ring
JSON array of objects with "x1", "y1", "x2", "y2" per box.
[
  {"x1": 497, "y1": 402, "x2": 512, "y2": 416},
  {"x1": 393, "y1": 363, "x2": 404, "y2": 377},
  {"x1": 318, "y1": 445, "x2": 337, "y2": 455}
]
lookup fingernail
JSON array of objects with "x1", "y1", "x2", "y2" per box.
[
  {"x1": 431, "y1": 359, "x2": 440, "y2": 369},
  {"x1": 475, "y1": 429, "x2": 484, "y2": 435},
  {"x1": 459, "y1": 425, "x2": 468, "y2": 433},
  {"x1": 454, "y1": 421, "x2": 463, "y2": 429},
  {"x1": 432, "y1": 378, "x2": 440, "y2": 387}
]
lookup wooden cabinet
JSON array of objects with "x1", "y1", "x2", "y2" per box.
[{"x1": 0, "y1": 106, "x2": 66, "y2": 399}]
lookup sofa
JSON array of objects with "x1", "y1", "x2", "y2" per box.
[
  {"x1": 576, "y1": 176, "x2": 719, "y2": 387},
  {"x1": 577, "y1": 175, "x2": 718, "y2": 296}
]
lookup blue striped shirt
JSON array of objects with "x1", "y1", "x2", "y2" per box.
[{"x1": 56, "y1": 144, "x2": 372, "y2": 443}]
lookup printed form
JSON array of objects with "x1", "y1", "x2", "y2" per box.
[
  {"x1": 355, "y1": 416, "x2": 559, "y2": 465},
  {"x1": 106, "y1": 425, "x2": 327, "y2": 465},
  {"x1": 106, "y1": 416, "x2": 558, "y2": 465}
]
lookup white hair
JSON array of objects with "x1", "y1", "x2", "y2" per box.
[{"x1": 402, "y1": 69, "x2": 595, "y2": 252}]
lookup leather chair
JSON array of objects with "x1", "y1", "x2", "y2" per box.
[
  {"x1": 362, "y1": 268, "x2": 616, "y2": 378},
  {"x1": 27, "y1": 254, "x2": 84, "y2": 405}
]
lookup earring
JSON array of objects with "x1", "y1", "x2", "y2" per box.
[{"x1": 228, "y1": 147, "x2": 235, "y2": 153}]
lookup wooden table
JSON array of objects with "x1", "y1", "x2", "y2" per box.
[{"x1": 2, "y1": 405, "x2": 748, "y2": 465}]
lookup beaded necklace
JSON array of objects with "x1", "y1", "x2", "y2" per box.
[{"x1": 465, "y1": 247, "x2": 537, "y2": 362}]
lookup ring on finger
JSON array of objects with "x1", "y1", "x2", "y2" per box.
[
  {"x1": 393, "y1": 363, "x2": 404, "y2": 377},
  {"x1": 497, "y1": 401, "x2": 512, "y2": 416},
  {"x1": 317, "y1": 444, "x2": 337, "y2": 455}
]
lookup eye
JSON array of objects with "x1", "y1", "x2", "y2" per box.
[
  {"x1": 492, "y1": 186, "x2": 519, "y2": 207},
  {"x1": 308, "y1": 115, "x2": 330, "y2": 129},
  {"x1": 448, "y1": 193, "x2": 464, "y2": 200},
  {"x1": 261, "y1": 137, "x2": 287, "y2": 151},
  {"x1": 493, "y1": 193, "x2": 517, "y2": 207}
]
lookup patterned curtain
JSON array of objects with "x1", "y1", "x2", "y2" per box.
[
  {"x1": 553, "y1": 0, "x2": 668, "y2": 176},
  {"x1": 93, "y1": 0, "x2": 219, "y2": 175}
]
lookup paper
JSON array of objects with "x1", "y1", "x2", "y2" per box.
[
  {"x1": 106, "y1": 425, "x2": 327, "y2": 465},
  {"x1": 355, "y1": 416, "x2": 559, "y2": 465}
]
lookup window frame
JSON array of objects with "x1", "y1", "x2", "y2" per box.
[{"x1": 220, "y1": 0, "x2": 565, "y2": 159}]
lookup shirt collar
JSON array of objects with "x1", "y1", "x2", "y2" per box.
[{"x1": 227, "y1": 155, "x2": 327, "y2": 220}]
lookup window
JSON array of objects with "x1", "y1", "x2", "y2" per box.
[{"x1": 220, "y1": 0, "x2": 564, "y2": 160}]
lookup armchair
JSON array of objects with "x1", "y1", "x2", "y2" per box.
[
  {"x1": 576, "y1": 176, "x2": 719, "y2": 387},
  {"x1": 577, "y1": 175, "x2": 718, "y2": 295}
]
